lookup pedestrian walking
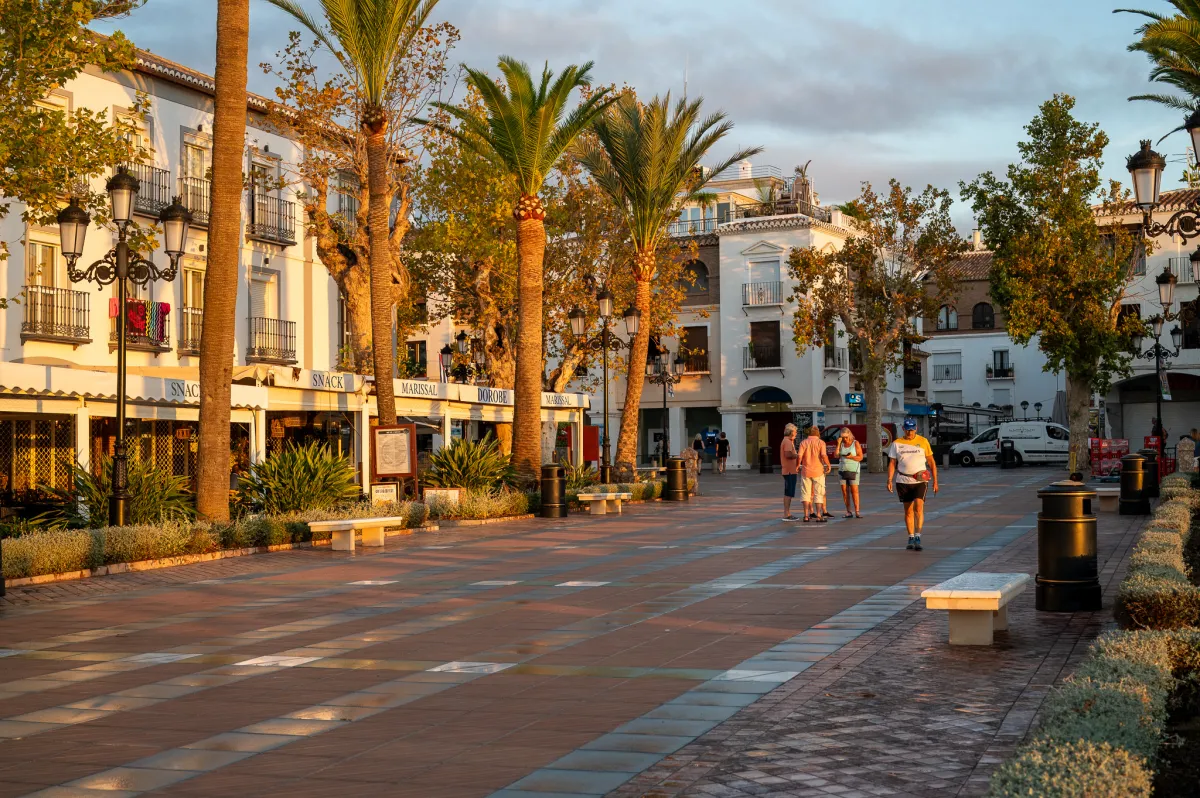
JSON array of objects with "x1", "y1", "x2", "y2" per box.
[
  {"x1": 715, "y1": 432, "x2": 730, "y2": 474},
  {"x1": 798, "y1": 425, "x2": 831, "y2": 522},
  {"x1": 836, "y1": 426, "x2": 863, "y2": 518},
  {"x1": 780, "y1": 423, "x2": 800, "y2": 521},
  {"x1": 886, "y1": 418, "x2": 938, "y2": 550}
]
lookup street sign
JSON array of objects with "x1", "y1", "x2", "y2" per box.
[{"x1": 845, "y1": 392, "x2": 865, "y2": 408}]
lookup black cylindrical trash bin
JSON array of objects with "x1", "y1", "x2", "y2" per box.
[
  {"x1": 1119, "y1": 452, "x2": 1150, "y2": 515},
  {"x1": 1000, "y1": 439, "x2": 1017, "y2": 469},
  {"x1": 540, "y1": 464, "x2": 566, "y2": 518},
  {"x1": 664, "y1": 457, "x2": 688, "y2": 501},
  {"x1": 1036, "y1": 481, "x2": 1102, "y2": 612},
  {"x1": 759, "y1": 446, "x2": 773, "y2": 474},
  {"x1": 1139, "y1": 449, "x2": 1160, "y2": 499}
]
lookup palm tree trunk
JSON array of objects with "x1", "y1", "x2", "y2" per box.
[
  {"x1": 615, "y1": 262, "x2": 653, "y2": 467},
  {"x1": 196, "y1": 0, "x2": 248, "y2": 522},
  {"x1": 366, "y1": 124, "x2": 397, "y2": 425},
  {"x1": 512, "y1": 196, "x2": 546, "y2": 483}
]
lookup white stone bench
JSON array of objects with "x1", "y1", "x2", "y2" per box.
[
  {"x1": 308, "y1": 517, "x2": 409, "y2": 553},
  {"x1": 1094, "y1": 486, "x2": 1120, "y2": 513},
  {"x1": 921, "y1": 572, "x2": 1030, "y2": 645},
  {"x1": 576, "y1": 492, "x2": 633, "y2": 516}
]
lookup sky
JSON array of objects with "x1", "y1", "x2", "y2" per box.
[{"x1": 95, "y1": 0, "x2": 1193, "y2": 229}]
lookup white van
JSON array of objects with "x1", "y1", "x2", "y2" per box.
[{"x1": 952, "y1": 422, "x2": 1070, "y2": 467}]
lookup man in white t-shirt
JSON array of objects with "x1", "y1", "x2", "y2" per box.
[{"x1": 886, "y1": 418, "x2": 939, "y2": 551}]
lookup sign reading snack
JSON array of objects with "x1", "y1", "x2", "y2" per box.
[{"x1": 372, "y1": 424, "x2": 416, "y2": 479}]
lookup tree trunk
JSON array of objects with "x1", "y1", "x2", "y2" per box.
[
  {"x1": 865, "y1": 375, "x2": 884, "y2": 473},
  {"x1": 494, "y1": 423, "x2": 513, "y2": 456},
  {"x1": 512, "y1": 196, "x2": 547, "y2": 483},
  {"x1": 340, "y1": 268, "x2": 371, "y2": 372},
  {"x1": 1066, "y1": 371, "x2": 1091, "y2": 475},
  {"x1": 196, "y1": 0, "x2": 248, "y2": 522},
  {"x1": 614, "y1": 270, "x2": 653, "y2": 467},
  {"x1": 365, "y1": 123, "x2": 397, "y2": 425}
]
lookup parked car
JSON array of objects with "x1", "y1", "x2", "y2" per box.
[
  {"x1": 822, "y1": 424, "x2": 896, "y2": 458},
  {"x1": 952, "y1": 422, "x2": 1070, "y2": 467}
]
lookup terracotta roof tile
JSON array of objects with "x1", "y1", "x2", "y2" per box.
[
  {"x1": 1102, "y1": 188, "x2": 1200, "y2": 216},
  {"x1": 948, "y1": 250, "x2": 992, "y2": 280}
]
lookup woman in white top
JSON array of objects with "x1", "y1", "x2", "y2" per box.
[{"x1": 837, "y1": 427, "x2": 864, "y2": 518}]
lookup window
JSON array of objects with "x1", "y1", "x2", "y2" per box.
[
  {"x1": 717, "y1": 202, "x2": 731, "y2": 223},
  {"x1": 183, "y1": 143, "x2": 209, "y2": 179},
  {"x1": 249, "y1": 272, "x2": 278, "y2": 319},
  {"x1": 748, "y1": 259, "x2": 780, "y2": 284},
  {"x1": 25, "y1": 242, "x2": 60, "y2": 287},
  {"x1": 748, "y1": 321, "x2": 782, "y2": 367},
  {"x1": 975, "y1": 428, "x2": 998, "y2": 443},
  {"x1": 993, "y1": 350, "x2": 1011, "y2": 370},
  {"x1": 1132, "y1": 245, "x2": 1147, "y2": 276},
  {"x1": 681, "y1": 260, "x2": 709, "y2": 294},
  {"x1": 404, "y1": 340, "x2": 427, "y2": 377},
  {"x1": 182, "y1": 263, "x2": 205, "y2": 309},
  {"x1": 972, "y1": 302, "x2": 995, "y2": 329},
  {"x1": 645, "y1": 335, "x2": 664, "y2": 365},
  {"x1": 1047, "y1": 426, "x2": 1069, "y2": 441},
  {"x1": 933, "y1": 390, "x2": 962, "y2": 405},
  {"x1": 937, "y1": 305, "x2": 957, "y2": 331},
  {"x1": 930, "y1": 351, "x2": 961, "y2": 381},
  {"x1": 993, "y1": 388, "x2": 1011, "y2": 407},
  {"x1": 681, "y1": 326, "x2": 709, "y2": 372}
]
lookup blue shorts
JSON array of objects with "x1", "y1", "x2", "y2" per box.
[{"x1": 783, "y1": 474, "x2": 798, "y2": 498}]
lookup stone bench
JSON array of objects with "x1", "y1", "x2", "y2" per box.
[
  {"x1": 1094, "y1": 486, "x2": 1120, "y2": 513},
  {"x1": 921, "y1": 572, "x2": 1030, "y2": 645},
  {"x1": 308, "y1": 516, "x2": 409, "y2": 553},
  {"x1": 576, "y1": 492, "x2": 633, "y2": 516}
]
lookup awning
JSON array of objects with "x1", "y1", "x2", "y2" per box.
[
  {"x1": 0, "y1": 362, "x2": 269, "y2": 409},
  {"x1": 904, "y1": 403, "x2": 935, "y2": 416}
]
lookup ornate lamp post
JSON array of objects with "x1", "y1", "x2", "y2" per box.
[
  {"x1": 646, "y1": 348, "x2": 685, "y2": 466},
  {"x1": 1131, "y1": 315, "x2": 1186, "y2": 443},
  {"x1": 568, "y1": 288, "x2": 639, "y2": 483},
  {"x1": 1035, "y1": 402, "x2": 1043, "y2": 420},
  {"x1": 57, "y1": 167, "x2": 192, "y2": 526},
  {"x1": 1021, "y1": 400, "x2": 1029, "y2": 420},
  {"x1": 438, "y1": 344, "x2": 454, "y2": 381}
]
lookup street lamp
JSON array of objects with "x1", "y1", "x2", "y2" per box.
[
  {"x1": 1126, "y1": 118, "x2": 1200, "y2": 241},
  {"x1": 568, "y1": 288, "x2": 638, "y2": 483},
  {"x1": 1035, "y1": 402, "x2": 1043, "y2": 420},
  {"x1": 455, "y1": 330, "x2": 469, "y2": 355},
  {"x1": 57, "y1": 167, "x2": 192, "y2": 526},
  {"x1": 646, "y1": 346, "x2": 686, "y2": 466},
  {"x1": 438, "y1": 344, "x2": 454, "y2": 381},
  {"x1": 1132, "y1": 313, "x2": 1187, "y2": 442},
  {"x1": 1021, "y1": 400, "x2": 1029, "y2": 419}
]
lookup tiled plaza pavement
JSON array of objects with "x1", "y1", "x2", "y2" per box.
[{"x1": 0, "y1": 467, "x2": 1139, "y2": 797}]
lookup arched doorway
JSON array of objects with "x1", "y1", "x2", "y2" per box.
[
  {"x1": 744, "y1": 387, "x2": 793, "y2": 468},
  {"x1": 821, "y1": 386, "x2": 841, "y2": 408}
]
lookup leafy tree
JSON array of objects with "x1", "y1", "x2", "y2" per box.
[
  {"x1": 266, "y1": 0, "x2": 440, "y2": 425},
  {"x1": 1118, "y1": 1, "x2": 1200, "y2": 115},
  {"x1": 787, "y1": 180, "x2": 967, "y2": 472},
  {"x1": 962, "y1": 94, "x2": 1143, "y2": 471},
  {"x1": 261, "y1": 25, "x2": 457, "y2": 374},
  {"x1": 575, "y1": 94, "x2": 758, "y2": 467},
  {"x1": 424, "y1": 58, "x2": 615, "y2": 482},
  {"x1": 197, "y1": 0, "x2": 250, "y2": 522},
  {"x1": 0, "y1": 0, "x2": 148, "y2": 291}
]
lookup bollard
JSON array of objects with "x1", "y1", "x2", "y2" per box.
[
  {"x1": 758, "y1": 446, "x2": 773, "y2": 474},
  {"x1": 664, "y1": 457, "x2": 688, "y2": 501},
  {"x1": 540, "y1": 464, "x2": 566, "y2": 518},
  {"x1": 1139, "y1": 448, "x2": 1160, "y2": 499},
  {"x1": 1036, "y1": 481, "x2": 1102, "y2": 612},
  {"x1": 1000, "y1": 439, "x2": 1017, "y2": 469},
  {"x1": 1119, "y1": 452, "x2": 1151, "y2": 515}
]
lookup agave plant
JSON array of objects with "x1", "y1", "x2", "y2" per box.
[
  {"x1": 237, "y1": 442, "x2": 361, "y2": 514},
  {"x1": 421, "y1": 435, "x2": 515, "y2": 489},
  {"x1": 44, "y1": 457, "x2": 195, "y2": 528},
  {"x1": 564, "y1": 462, "x2": 599, "y2": 492}
]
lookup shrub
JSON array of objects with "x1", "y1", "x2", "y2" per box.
[
  {"x1": 1115, "y1": 491, "x2": 1200, "y2": 630},
  {"x1": 988, "y1": 739, "x2": 1153, "y2": 798},
  {"x1": 422, "y1": 436, "x2": 515, "y2": 490},
  {"x1": 236, "y1": 442, "x2": 360, "y2": 514},
  {"x1": 101, "y1": 523, "x2": 216, "y2": 565},
  {"x1": 1, "y1": 529, "x2": 96, "y2": 579},
  {"x1": 1036, "y1": 677, "x2": 1165, "y2": 760},
  {"x1": 44, "y1": 458, "x2": 194, "y2": 528},
  {"x1": 565, "y1": 462, "x2": 599, "y2": 492},
  {"x1": 428, "y1": 488, "x2": 530, "y2": 520}
]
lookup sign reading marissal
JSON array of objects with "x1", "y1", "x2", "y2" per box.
[{"x1": 395, "y1": 380, "x2": 448, "y2": 400}]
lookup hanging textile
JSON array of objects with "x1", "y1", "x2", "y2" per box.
[{"x1": 127, "y1": 301, "x2": 148, "y2": 335}]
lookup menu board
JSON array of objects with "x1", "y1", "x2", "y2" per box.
[{"x1": 372, "y1": 424, "x2": 416, "y2": 479}]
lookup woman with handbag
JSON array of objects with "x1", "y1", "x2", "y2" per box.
[{"x1": 837, "y1": 427, "x2": 864, "y2": 518}]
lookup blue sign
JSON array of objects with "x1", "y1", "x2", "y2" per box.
[
  {"x1": 845, "y1": 392, "x2": 865, "y2": 408},
  {"x1": 904, "y1": 403, "x2": 934, "y2": 416}
]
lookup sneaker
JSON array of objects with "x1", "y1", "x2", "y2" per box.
[
  {"x1": 906, "y1": 537, "x2": 915, "y2": 550},
  {"x1": 783, "y1": 515, "x2": 801, "y2": 522},
  {"x1": 913, "y1": 536, "x2": 923, "y2": 551}
]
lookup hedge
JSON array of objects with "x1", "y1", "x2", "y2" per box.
[
  {"x1": 1115, "y1": 489, "x2": 1200, "y2": 630},
  {"x1": 988, "y1": 630, "x2": 1200, "y2": 797}
]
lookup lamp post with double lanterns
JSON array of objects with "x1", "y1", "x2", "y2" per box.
[
  {"x1": 646, "y1": 348, "x2": 685, "y2": 466},
  {"x1": 1131, "y1": 315, "x2": 1185, "y2": 444},
  {"x1": 448, "y1": 331, "x2": 487, "y2": 383},
  {"x1": 56, "y1": 167, "x2": 193, "y2": 526},
  {"x1": 568, "y1": 288, "x2": 640, "y2": 483}
]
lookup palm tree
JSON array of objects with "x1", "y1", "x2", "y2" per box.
[
  {"x1": 1118, "y1": 2, "x2": 1200, "y2": 115},
  {"x1": 197, "y1": 0, "x2": 250, "y2": 522},
  {"x1": 267, "y1": 0, "x2": 439, "y2": 426},
  {"x1": 426, "y1": 58, "x2": 614, "y2": 482},
  {"x1": 576, "y1": 94, "x2": 760, "y2": 467}
]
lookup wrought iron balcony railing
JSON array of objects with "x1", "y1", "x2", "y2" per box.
[
  {"x1": 743, "y1": 342, "x2": 782, "y2": 370},
  {"x1": 246, "y1": 316, "x2": 297, "y2": 364},
  {"x1": 247, "y1": 191, "x2": 297, "y2": 245},
  {"x1": 109, "y1": 297, "x2": 170, "y2": 351},
  {"x1": 824, "y1": 346, "x2": 848, "y2": 370},
  {"x1": 682, "y1": 353, "x2": 710, "y2": 373},
  {"x1": 123, "y1": 163, "x2": 172, "y2": 216},
  {"x1": 986, "y1": 364, "x2": 1015, "y2": 380},
  {"x1": 931, "y1": 363, "x2": 962, "y2": 381},
  {"x1": 742, "y1": 281, "x2": 783, "y2": 306},
  {"x1": 179, "y1": 306, "x2": 203, "y2": 355},
  {"x1": 21, "y1": 285, "x2": 90, "y2": 344},
  {"x1": 178, "y1": 176, "x2": 212, "y2": 226}
]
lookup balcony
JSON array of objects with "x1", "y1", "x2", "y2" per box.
[
  {"x1": 986, "y1": 364, "x2": 1015, "y2": 380},
  {"x1": 741, "y1": 281, "x2": 783, "y2": 307},
  {"x1": 110, "y1": 298, "x2": 170, "y2": 352},
  {"x1": 1169, "y1": 256, "x2": 1196, "y2": 285},
  {"x1": 20, "y1": 286, "x2": 90, "y2": 345},
  {"x1": 733, "y1": 198, "x2": 831, "y2": 224},
  {"x1": 824, "y1": 346, "x2": 848, "y2": 371},
  {"x1": 667, "y1": 217, "x2": 719, "y2": 237},
  {"x1": 682, "y1": 353, "x2": 710, "y2": 374},
  {"x1": 904, "y1": 368, "x2": 923, "y2": 390},
  {"x1": 178, "y1": 177, "x2": 211, "y2": 226},
  {"x1": 124, "y1": 163, "x2": 172, "y2": 217},
  {"x1": 931, "y1": 363, "x2": 962, "y2": 382},
  {"x1": 743, "y1": 342, "x2": 782, "y2": 373},
  {"x1": 247, "y1": 317, "x2": 297, "y2": 365},
  {"x1": 178, "y1": 307, "x2": 203, "y2": 355},
  {"x1": 247, "y1": 191, "x2": 297, "y2": 246}
]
